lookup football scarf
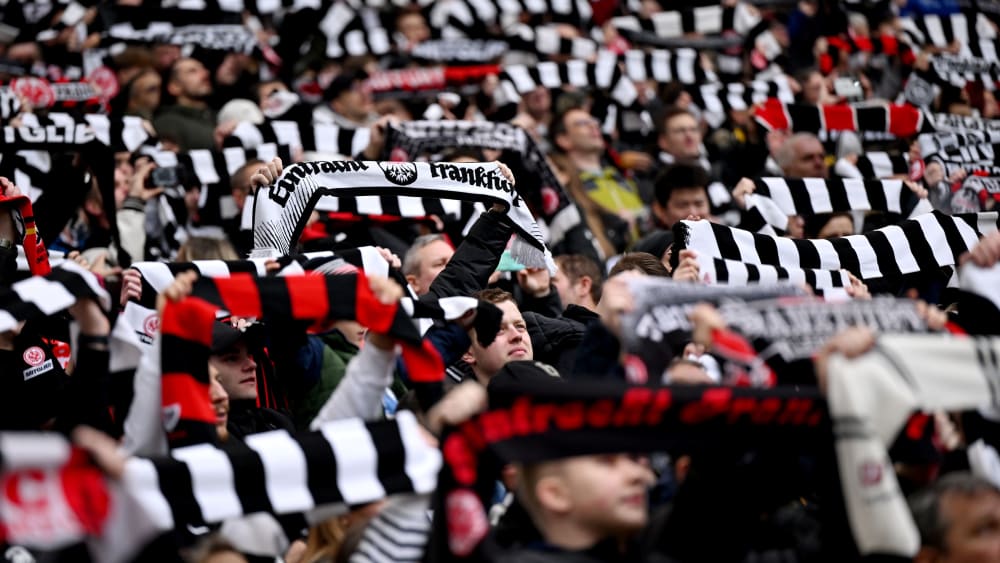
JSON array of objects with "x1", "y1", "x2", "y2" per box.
[
  {"x1": 834, "y1": 152, "x2": 910, "y2": 179},
  {"x1": 925, "y1": 112, "x2": 1000, "y2": 133},
  {"x1": 619, "y1": 48, "x2": 712, "y2": 86},
  {"x1": 318, "y1": 2, "x2": 390, "y2": 59},
  {"x1": 617, "y1": 277, "x2": 805, "y2": 381},
  {"x1": 928, "y1": 53, "x2": 1000, "y2": 91},
  {"x1": 753, "y1": 98, "x2": 924, "y2": 137},
  {"x1": 0, "y1": 77, "x2": 103, "y2": 119},
  {"x1": 495, "y1": 58, "x2": 642, "y2": 112},
  {"x1": 717, "y1": 296, "x2": 933, "y2": 366},
  {"x1": 159, "y1": 272, "x2": 443, "y2": 447},
  {"x1": 609, "y1": 3, "x2": 761, "y2": 39},
  {"x1": 506, "y1": 24, "x2": 599, "y2": 59},
  {"x1": 826, "y1": 334, "x2": 1000, "y2": 557},
  {"x1": 429, "y1": 381, "x2": 828, "y2": 561},
  {"x1": 689, "y1": 79, "x2": 796, "y2": 128},
  {"x1": 956, "y1": 261, "x2": 1000, "y2": 335},
  {"x1": 252, "y1": 161, "x2": 553, "y2": 271},
  {"x1": 695, "y1": 254, "x2": 852, "y2": 291},
  {"x1": 142, "y1": 143, "x2": 294, "y2": 222},
  {"x1": 818, "y1": 34, "x2": 915, "y2": 75},
  {"x1": 0, "y1": 260, "x2": 110, "y2": 333},
  {"x1": 384, "y1": 120, "x2": 587, "y2": 255},
  {"x1": 223, "y1": 118, "x2": 370, "y2": 158},
  {"x1": 0, "y1": 192, "x2": 51, "y2": 276},
  {"x1": 102, "y1": 22, "x2": 260, "y2": 55},
  {"x1": 0, "y1": 411, "x2": 440, "y2": 562},
  {"x1": 899, "y1": 11, "x2": 998, "y2": 55},
  {"x1": 920, "y1": 131, "x2": 1000, "y2": 155},
  {"x1": 741, "y1": 177, "x2": 933, "y2": 234},
  {"x1": 674, "y1": 211, "x2": 1000, "y2": 282},
  {"x1": 410, "y1": 39, "x2": 508, "y2": 63}
]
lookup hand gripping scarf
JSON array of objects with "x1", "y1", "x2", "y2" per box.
[{"x1": 252, "y1": 161, "x2": 554, "y2": 271}]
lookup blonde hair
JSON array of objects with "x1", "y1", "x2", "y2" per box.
[
  {"x1": 176, "y1": 237, "x2": 240, "y2": 262},
  {"x1": 299, "y1": 516, "x2": 352, "y2": 563}
]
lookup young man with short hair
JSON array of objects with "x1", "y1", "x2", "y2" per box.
[
  {"x1": 551, "y1": 254, "x2": 602, "y2": 312},
  {"x1": 464, "y1": 288, "x2": 534, "y2": 385}
]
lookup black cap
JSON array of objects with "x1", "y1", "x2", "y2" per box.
[
  {"x1": 211, "y1": 322, "x2": 246, "y2": 354},
  {"x1": 632, "y1": 230, "x2": 674, "y2": 260},
  {"x1": 488, "y1": 361, "x2": 564, "y2": 408},
  {"x1": 323, "y1": 69, "x2": 369, "y2": 102}
]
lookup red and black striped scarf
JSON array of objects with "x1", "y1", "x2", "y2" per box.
[{"x1": 160, "y1": 272, "x2": 442, "y2": 447}]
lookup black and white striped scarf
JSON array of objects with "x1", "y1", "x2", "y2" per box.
[
  {"x1": 924, "y1": 112, "x2": 1000, "y2": 133},
  {"x1": 675, "y1": 211, "x2": 1000, "y2": 282},
  {"x1": 102, "y1": 22, "x2": 259, "y2": 54},
  {"x1": 609, "y1": 3, "x2": 761, "y2": 40},
  {"x1": 505, "y1": 24, "x2": 599, "y2": 60},
  {"x1": 252, "y1": 161, "x2": 553, "y2": 270},
  {"x1": 928, "y1": 53, "x2": 1000, "y2": 91},
  {"x1": 742, "y1": 177, "x2": 933, "y2": 234},
  {"x1": 0, "y1": 260, "x2": 109, "y2": 334},
  {"x1": 834, "y1": 152, "x2": 910, "y2": 179},
  {"x1": 899, "y1": 11, "x2": 998, "y2": 57},
  {"x1": 384, "y1": 120, "x2": 586, "y2": 253},
  {"x1": 410, "y1": 39, "x2": 508, "y2": 63},
  {"x1": 695, "y1": 254, "x2": 852, "y2": 292},
  {"x1": 920, "y1": 131, "x2": 1000, "y2": 155},
  {"x1": 827, "y1": 333, "x2": 1000, "y2": 558},
  {"x1": 0, "y1": 411, "x2": 439, "y2": 562},
  {"x1": 618, "y1": 48, "x2": 711, "y2": 85},
  {"x1": 223, "y1": 118, "x2": 370, "y2": 158}
]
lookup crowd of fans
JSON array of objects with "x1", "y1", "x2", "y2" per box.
[{"x1": 2, "y1": 0, "x2": 1000, "y2": 562}]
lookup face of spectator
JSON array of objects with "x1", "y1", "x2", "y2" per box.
[
  {"x1": 782, "y1": 136, "x2": 827, "y2": 178},
  {"x1": 551, "y1": 268, "x2": 587, "y2": 309},
  {"x1": 169, "y1": 58, "x2": 212, "y2": 101},
  {"x1": 129, "y1": 71, "x2": 161, "y2": 115},
  {"x1": 818, "y1": 215, "x2": 853, "y2": 239},
  {"x1": 660, "y1": 113, "x2": 701, "y2": 160},
  {"x1": 396, "y1": 12, "x2": 430, "y2": 44},
  {"x1": 540, "y1": 454, "x2": 654, "y2": 537},
  {"x1": 656, "y1": 187, "x2": 709, "y2": 228},
  {"x1": 210, "y1": 341, "x2": 258, "y2": 401},
  {"x1": 406, "y1": 239, "x2": 454, "y2": 295},
  {"x1": 208, "y1": 364, "x2": 229, "y2": 432},
  {"x1": 558, "y1": 109, "x2": 605, "y2": 155},
  {"x1": 524, "y1": 87, "x2": 551, "y2": 118},
  {"x1": 468, "y1": 300, "x2": 532, "y2": 383},
  {"x1": 332, "y1": 84, "x2": 374, "y2": 124},
  {"x1": 802, "y1": 72, "x2": 826, "y2": 105},
  {"x1": 933, "y1": 490, "x2": 1000, "y2": 563}
]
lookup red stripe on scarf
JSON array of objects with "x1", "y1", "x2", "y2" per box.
[
  {"x1": 888, "y1": 104, "x2": 921, "y2": 137},
  {"x1": 288, "y1": 274, "x2": 330, "y2": 320},
  {"x1": 215, "y1": 273, "x2": 263, "y2": 318},
  {"x1": 754, "y1": 98, "x2": 789, "y2": 131},
  {"x1": 823, "y1": 105, "x2": 856, "y2": 131}
]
